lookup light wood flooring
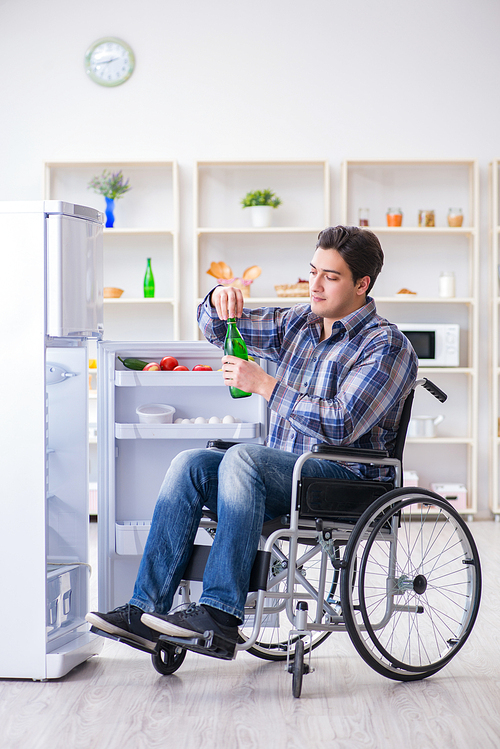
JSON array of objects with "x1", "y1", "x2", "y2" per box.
[{"x1": 2, "y1": 520, "x2": 500, "y2": 749}]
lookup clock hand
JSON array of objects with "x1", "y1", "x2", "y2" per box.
[{"x1": 96, "y1": 57, "x2": 120, "y2": 64}]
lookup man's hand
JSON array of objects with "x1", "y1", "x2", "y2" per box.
[
  {"x1": 222, "y1": 355, "x2": 277, "y2": 402},
  {"x1": 211, "y1": 285, "x2": 244, "y2": 320}
]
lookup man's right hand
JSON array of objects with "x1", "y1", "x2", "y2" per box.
[{"x1": 211, "y1": 285, "x2": 245, "y2": 320}]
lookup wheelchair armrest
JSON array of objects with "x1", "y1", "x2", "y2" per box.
[{"x1": 311, "y1": 443, "x2": 389, "y2": 460}]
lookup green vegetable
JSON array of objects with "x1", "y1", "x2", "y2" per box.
[{"x1": 118, "y1": 357, "x2": 149, "y2": 371}]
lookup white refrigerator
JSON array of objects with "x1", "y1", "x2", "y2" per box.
[
  {"x1": 0, "y1": 201, "x2": 104, "y2": 679},
  {"x1": 97, "y1": 341, "x2": 268, "y2": 612}
]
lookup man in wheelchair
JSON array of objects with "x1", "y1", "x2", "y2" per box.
[{"x1": 87, "y1": 225, "x2": 418, "y2": 657}]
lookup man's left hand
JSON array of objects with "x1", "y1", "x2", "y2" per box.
[{"x1": 222, "y1": 356, "x2": 277, "y2": 401}]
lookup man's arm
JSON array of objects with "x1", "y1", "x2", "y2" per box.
[{"x1": 268, "y1": 337, "x2": 417, "y2": 446}]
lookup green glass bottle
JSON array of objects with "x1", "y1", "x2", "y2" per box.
[
  {"x1": 224, "y1": 318, "x2": 251, "y2": 399},
  {"x1": 144, "y1": 258, "x2": 155, "y2": 298}
]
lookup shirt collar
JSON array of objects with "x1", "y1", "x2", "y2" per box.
[{"x1": 307, "y1": 296, "x2": 377, "y2": 342}]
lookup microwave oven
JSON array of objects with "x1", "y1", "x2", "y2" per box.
[{"x1": 393, "y1": 323, "x2": 460, "y2": 367}]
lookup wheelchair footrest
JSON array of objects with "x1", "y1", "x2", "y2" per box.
[
  {"x1": 158, "y1": 630, "x2": 237, "y2": 661},
  {"x1": 89, "y1": 625, "x2": 157, "y2": 655}
]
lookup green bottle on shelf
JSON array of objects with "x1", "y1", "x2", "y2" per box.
[
  {"x1": 224, "y1": 318, "x2": 251, "y2": 399},
  {"x1": 144, "y1": 258, "x2": 155, "y2": 298}
]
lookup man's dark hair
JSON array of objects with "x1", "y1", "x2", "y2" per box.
[{"x1": 316, "y1": 225, "x2": 384, "y2": 294}]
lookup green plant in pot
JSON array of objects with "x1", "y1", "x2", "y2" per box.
[
  {"x1": 241, "y1": 189, "x2": 282, "y2": 228},
  {"x1": 88, "y1": 170, "x2": 132, "y2": 228}
]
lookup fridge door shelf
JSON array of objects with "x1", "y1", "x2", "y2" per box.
[
  {"x1": 115, "y1": 422, "x2": 261, "y2": 439},
  {"x1": 115, "y1": 370, "x2": 225, "y2": 387},
  {"x1": 46, "y1": 564, "x2": 87, "y2": 641},
  {"x1": 116, "y1": 521, "x2": 151, "y2": 555}
]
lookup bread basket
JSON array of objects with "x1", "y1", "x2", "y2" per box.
[
  {"x1": 103, "y1": 287, "x2": 124, "y2": 299},
  {"x1": 274, "y1": 282, "x2": 309, "y2": 298}
]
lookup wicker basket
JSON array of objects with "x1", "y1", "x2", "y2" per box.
[
  {"x1": 103, "y1": 287, "x2": 124, "y2": 299},
  {"x1": 274, "y1": 283, "x2": 309, "y2": 298}
]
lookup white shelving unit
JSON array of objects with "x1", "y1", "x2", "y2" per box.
[
  {"x1": 489, "y1": 160, "x2": 500, "y2": 517},
  {"x1": 341, "y1": 159, "x2": 479, "y2": 516},
  {"x1": 193, "y1": 160, "x2": 330, "y2": 337},
  {"x1": 44, "y1": 161, "x2": 180, "y2": 341}
]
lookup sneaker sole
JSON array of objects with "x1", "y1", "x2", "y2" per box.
[
  {"x1": 141, "y1": 613, "x2": 199, "y2": 638},
  {"x1": 85, "y1": 612, "x2": 157, "y2": 651}
]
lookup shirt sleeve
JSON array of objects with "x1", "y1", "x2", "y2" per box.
[
  {"x1": 197, "y1": 288, "x2": 298, "y2": 360},
  {"x1": 268, "y1": 334, "x2": 417, "y2": 445}
]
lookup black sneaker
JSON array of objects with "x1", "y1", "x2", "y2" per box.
[
  {"x1": 142, "y1": 603, "x2": 238, "y2": 645},
  {"x1": 86, "y1": 604, "x2": 159, "y2": 651}
]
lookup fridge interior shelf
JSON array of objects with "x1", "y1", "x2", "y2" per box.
[
  {"x1": 115, "y1": 421, "x2": 261, "y2": 439},
  {"x1": 115, "y1": 370, "x2": 224, "y2": 386},
  {"x1": 115, "y1": 521, "x2": 151, "y2": 555}
]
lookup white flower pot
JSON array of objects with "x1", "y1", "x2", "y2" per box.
[{"x1": 248, "y1": 205, "x2": 274, "y2": 228}]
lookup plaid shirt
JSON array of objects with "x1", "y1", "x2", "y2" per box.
[{"x1": 198, "y1": 294, "x2": 417, "y2": 480}]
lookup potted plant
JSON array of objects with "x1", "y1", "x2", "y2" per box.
[
  {"x1": 88, "y1": 170, "x2": 132, "y2": 228},
  {"x1": 241, "y1": 189, "x2": 282, "y2": 228}
]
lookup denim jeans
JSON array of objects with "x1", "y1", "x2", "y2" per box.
[{"x1": 129, "y1": 443, "x2": 360, "y2": 621}]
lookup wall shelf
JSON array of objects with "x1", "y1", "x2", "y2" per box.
[
  {"x1": 193, "y1": 159, "x2": 330, "y2": 337},
  {"x1": 341, "y1": 159, "x2": 479, "y2": 514}
]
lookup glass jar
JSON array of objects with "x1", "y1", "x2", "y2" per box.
[
  {"x1": 448, "y1": 208, "x2": 463, "y2": 227},
  {"x1": 439, "y1": 271, "x2": 456, "y2": 298},
  {"x1": 386, "y1": 207, "x2": 403, "y2": 227},
  {"x1": 418, "y1": 210, "x2": 435, "y2": 227},
  {"x1": 358, "y1": 208, "x2": 369, "y2": 227}
]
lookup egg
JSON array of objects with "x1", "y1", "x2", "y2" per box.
[
  {"x1": 174, "y1": 418, "x2": 183, "y2": 424},
  {"x1": 194, "y1": 416, "x2": 207, "y2": 424},
  {"x1": 222, "y1": 414, "x2": 235, "y2": 423},
  {"x1": 208, "y1": 416, "x2": 221, "y2": 423},
  {"x1": 181, "y1": 418, "x2": 191, "y2": 424}
]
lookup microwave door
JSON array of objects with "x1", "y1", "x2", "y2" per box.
[{"x1": 405, "y1": 330, "x2": 435, "y2": 366}]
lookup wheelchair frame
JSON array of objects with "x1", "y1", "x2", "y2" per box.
[{"x1": 100, "y1": 378, "x2": 483, "y2": 698}]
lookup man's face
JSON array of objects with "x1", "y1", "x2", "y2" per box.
[{"x1": 309, "y1": 247, "x2": 370, "y2": 323}]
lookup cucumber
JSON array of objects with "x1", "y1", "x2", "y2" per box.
[{"x1": 118, "y1": 356, "x2": 150, "y2": 371}]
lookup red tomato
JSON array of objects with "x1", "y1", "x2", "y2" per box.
[
  {"x1": 143, "y1": 362, "x2": 161, "y2": 371},
  {"x1": 173, "y1": 365, "x2": 189, "y2": 371},
  {"x1": 192, "y1": 364, "x2": 213, "y2": 371},
  {"x1": 160, "y1": 356, "x2": 179, "y2": 371}
]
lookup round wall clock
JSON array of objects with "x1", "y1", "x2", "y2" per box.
[{"x1": 84, "y1": 37, "x2": 135, "y2": 87}]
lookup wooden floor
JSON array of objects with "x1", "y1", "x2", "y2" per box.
[{"x1": 2, "y1": 520, "x2": 500, "y2": 749}]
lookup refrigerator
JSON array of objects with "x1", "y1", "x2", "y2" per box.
[
  {"x1": 0, "y1": 201, "x2": 104, "y2": 679},
  {"x1": 97, "y1": 341, "x2": 268, "y2": 612},
  {"x1": 0, "y1": 199, "x2": 268, "y2": 678}
]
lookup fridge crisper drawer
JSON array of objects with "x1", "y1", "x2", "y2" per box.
[
  {"x1": 116, "y1": 521, "x2": 151, "y2": 555},
  {"x1": 46, "y1": 564, "x2": 85, "y2": 640},
  {"x1": 115, "y1": 422, "x2": 261, "y2": 439}
]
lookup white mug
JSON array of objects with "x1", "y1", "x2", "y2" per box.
[{"x1": 408, "y1": 415, "x2": 444, "y2": 439}]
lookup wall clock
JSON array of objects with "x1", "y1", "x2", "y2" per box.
[{"x1": 84, "y1": 37, "x2": 135, "y2": 87}]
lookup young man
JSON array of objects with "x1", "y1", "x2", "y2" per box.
[{"x1": 87, "y1": 225, "x2": 418, "y2": 654}]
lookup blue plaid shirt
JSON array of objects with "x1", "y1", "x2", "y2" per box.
[{"x1": 198, "y1": 293, "x2": 417, "y2": 480}]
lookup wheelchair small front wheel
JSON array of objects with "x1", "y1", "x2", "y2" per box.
[
  {"x1": 151, "y1": 642, "x2": 187, "y2": 675},
  {"x1": 340, "y1": 488, "x2": 481, "y2": 682},
  {"x1": 291, "y1": 638, "x2": 305, "y2": 698}
]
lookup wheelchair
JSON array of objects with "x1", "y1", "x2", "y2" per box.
[{"x1": 101, "y1": 378, "x2": 483, "y2": 698}]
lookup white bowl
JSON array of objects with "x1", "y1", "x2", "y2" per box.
[{"x1": 136, "y1": 404, "x2": 176, "y2": 424}]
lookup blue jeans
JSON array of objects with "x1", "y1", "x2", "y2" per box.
[{"x1": 130, "y1": 443, "x2": 360, "y2": 622}]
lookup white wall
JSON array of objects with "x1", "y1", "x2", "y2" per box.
[{"x1": 2, "y1": 0, "x2": 500, "y2": 514}]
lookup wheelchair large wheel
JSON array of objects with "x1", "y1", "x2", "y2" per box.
[
  {"x1": 240, "y1": 538, "x2": 336, "y2": 661},
  {"x1": 340, "y1": 488, "x2": 481, "y2": 682}
]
